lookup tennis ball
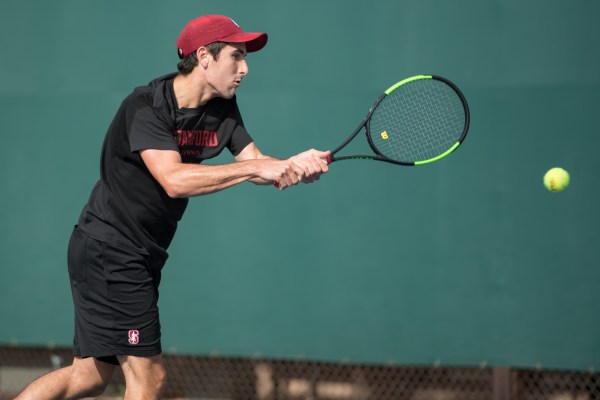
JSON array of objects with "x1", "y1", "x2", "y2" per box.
[{"x1": 543, "y1": 167, "x2": 570, "y2": 192}]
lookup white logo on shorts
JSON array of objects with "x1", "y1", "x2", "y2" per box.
[{"x1": 128, "y1": 330, "x2": 139, "y2": 345}]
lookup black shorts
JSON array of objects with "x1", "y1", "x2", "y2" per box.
[{"x1": 68, "y1": 226, "x2": 162, "y2": 362}]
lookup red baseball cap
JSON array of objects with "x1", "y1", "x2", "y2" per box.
[{"x1": 176, "y1": 15, "x2": 268, "y2": 59}]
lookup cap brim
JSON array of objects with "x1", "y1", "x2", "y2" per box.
[{"x1": 223, "y1": 32, "x2": 268, "y2": 52}]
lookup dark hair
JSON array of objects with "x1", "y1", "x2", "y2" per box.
[{"x1": 177, "y1": 42, "x2": 228, "y2": 75}]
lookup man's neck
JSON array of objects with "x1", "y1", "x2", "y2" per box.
[{"x1": 173, "y1": 73, "x2": 213, "y2": 108}]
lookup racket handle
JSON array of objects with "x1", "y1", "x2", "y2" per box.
[{"x1": 273, "y1": 157, "x2": 330, "y2": 188}]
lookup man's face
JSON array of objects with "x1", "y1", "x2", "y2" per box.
[{"x1": 205, "y1": 42, "x2": 248, "y2": 99}]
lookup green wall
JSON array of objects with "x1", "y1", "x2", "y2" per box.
[{"x1": 1, "y1": 0, "x2": 599, "y2": 372}]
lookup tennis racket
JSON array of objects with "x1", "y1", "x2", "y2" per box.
[
  {"x1": 274, "y1": 75, "x2": 469, "y2": 187},
  {"x1": 325, "y1": 74, "x2": 470, "y2": 166}
]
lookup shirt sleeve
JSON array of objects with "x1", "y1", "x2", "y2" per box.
[{"x1": 127, "y1": 97, "x2": 179, "y2": 153}]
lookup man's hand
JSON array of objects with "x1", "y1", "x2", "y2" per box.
[
  {"x1": 281, "y1": 149, "x2": 330, "y2": 188},
  {"x1": 254, "y1": 158, "x2": 303, "y2": 188},
  {"x1": 235, "y1": 143, "x2": 330, "y2": 190}
]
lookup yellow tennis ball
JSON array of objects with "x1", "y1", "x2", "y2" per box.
[{"x1": 543, "y1": 167, "x2": 570, "y2": 192}]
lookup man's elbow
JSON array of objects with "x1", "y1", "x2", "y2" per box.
[{"x1": 161, "y1": 179, "x2": 188, "y2": 199}]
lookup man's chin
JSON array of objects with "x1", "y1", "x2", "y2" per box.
[
  {"x1": 219, "y1": 90, "x2": 236, "y2": 100},
  {"x1": 229, "y1": 88, "x2": 238, "y2": 98}
]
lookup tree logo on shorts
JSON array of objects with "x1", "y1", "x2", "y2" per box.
[{"x1": 128, "y1": 330, "x2": 140, "y2": 345}]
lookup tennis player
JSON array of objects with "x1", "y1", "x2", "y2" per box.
[{"x1": 16, "y1": 15, "x2": 329, "y2": 400}]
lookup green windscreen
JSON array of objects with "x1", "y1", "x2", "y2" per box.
[{"x1": 1, "y1": 0, "x2": 599, "y2": 372}]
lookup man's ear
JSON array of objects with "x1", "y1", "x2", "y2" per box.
[{"x1": 197, "y1": 47, "x2": 209, "y2": 68}]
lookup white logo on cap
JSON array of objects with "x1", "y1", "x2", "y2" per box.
[{"x1": 229, "y1": 18, "x2": 240, "y2": 28}]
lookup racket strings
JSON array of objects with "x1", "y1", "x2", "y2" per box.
[{"x1": 369, "y1": 79, "x2": 466, "y2": 163}]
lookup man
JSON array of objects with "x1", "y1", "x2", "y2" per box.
[{"x1": 17, "y1": 15, "x2": 329, "y2": 400}]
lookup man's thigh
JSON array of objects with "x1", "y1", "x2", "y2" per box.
[{"x1": 71, "y1": 356, "x2": 117, "y2": 385}]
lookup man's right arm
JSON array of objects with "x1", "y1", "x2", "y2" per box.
[{"x1": 139, "y1": 149, "x2": 306, "y2": 198}]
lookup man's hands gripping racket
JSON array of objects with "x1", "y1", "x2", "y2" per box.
[{"x1": 274, "y1": 75, "x2": 470, "y2": 188}]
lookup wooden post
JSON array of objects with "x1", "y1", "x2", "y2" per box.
[{"x1": 493, "y1": 367, "x2": 513, "y2": 400}]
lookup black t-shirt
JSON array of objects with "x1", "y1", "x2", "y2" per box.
[{"x1": 77, "y1": 74, "x2": 252, "y2": 269}]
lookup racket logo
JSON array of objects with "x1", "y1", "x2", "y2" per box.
[
  {"x1": 381, "y1": 131, "x2": 389, "y2": 140},
  {"x1": 128, "y1": 330, "x2": 140, "y2": 345}
]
